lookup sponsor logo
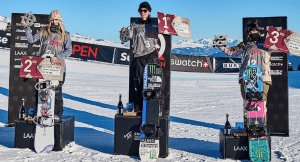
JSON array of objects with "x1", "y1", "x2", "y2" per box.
[
  {"x1": 143, "y1": 65, "x2": 148, "y2": 89},
  {"x1": 23, "y1": 133, "x2": 35, "y2": 139},
  {"x1": 0, "y1": 37, "x2": 8, "y2": 44},
  {"x1": 271, "y1": 56, "x2": 283, "y2": 61},
  {"x1": 140, "y1": 138, "x2": 155, "y2": 143},
  {"x1": 6, "y1": 33, "x2": 11, "y2": 36},
  {"x1": 49, "y1": 40, "x2": 62, "y2": 46},
  {"x1": 16, "y1": 23, "x2": 23, "y2": 26},
  {"x1": 171, "y1": 59, "x2": 209, "y2": 68},
  {"x1": 134, "y1": 132, "x2": 141, "y2": 140},
  {"x1": 14, "y1": 58, "x2": 22, "y2": 61},
  {"x1": 270, "y1": 70, "x2": 283, "y2": 75},
  {"x1": 41, "y1": 24, "x2": 48, "y2": 27},
  {"x1": 234, "y1": 146, "x2": 248, "y2": 151},
  {"x1": 14, "y1": 65, "x2": 22, "y2": 69},
  {"x1": 150, "y1": 150, "x2": 157, "y2": 159},
  {"x1": 120, "y1": 52, "x2": 130, "y2": 61},
  {"x1": 140, "y1": 143, "x2": 158, "y2": 148},
  {"x1": 250, "y1": 49, "x2": 263, "y2": 55},
  {"x1": 31, "y1": 51, "x2": 39, "y2": 56},
  {"x1": 15, "y1": 43, "x2": 28, "y2": 48},
  {"x1": 270, "y1": 62, "x2": 283, "y2": 67},
  {"x1": 34, "y1": 23, "x2": 40, "y2": 27},
  {"x1": 223, "y1": 63, "x2": 241, "y2": 68},
  {"x1": 32, "y1": 44, "x2": 41, "y2": 48},
  {"x1": 15, "y1": 36, "x2": 27, "y2": 40},
  {"x1": 40, "y1": 145, "x2": 54, "y2": 153},
  {"x1": 16, "y1": 29, "x2": 25, "y2": 33},
  {"x1": 15, "y1": 51, "x2": 27, "y2": 55},
  {"x1": 124, "y1": 131, "x2": 132, "y2": 140}
]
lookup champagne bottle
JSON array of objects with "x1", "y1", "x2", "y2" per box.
[
  {"x1": 117, "y1": 94, "x2": 123, "y2": 115},
  {"x1": 19, "y1": 98, "x2": 26, "y2": 120},
  {"x1": 224, "y1": 113, "x2": 231, "y2": 136}
]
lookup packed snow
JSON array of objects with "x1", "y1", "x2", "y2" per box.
[{"x1": 0, "y1": 48, "x2": 300, "y2": 161}]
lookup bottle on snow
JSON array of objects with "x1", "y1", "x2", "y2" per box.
[
  {"x1": 224, "y1": 113, "x2": 231, "y2": 136},
  {"x1": 19, "y1": 98, "x2": 26, "y2": 120},
  {"x1": 117, "y1": 94, "x2": 123, "y2": 115}
]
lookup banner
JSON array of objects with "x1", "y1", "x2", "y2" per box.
[
  {"x1": 214, "y1": 57, "x2": 241, "y2": 73},
  {"x1": 0, "y1": 30, "x2": 10, "y2": 48},
  {"x1": 113, "y1": 47, "x2": 130, "y2": 65},
  {"x1": 171, "y1": 54, "x2": 213, "y2": 73},
  {"x1": 71, "y1": 41, "x2": 114, "y2": 63}
]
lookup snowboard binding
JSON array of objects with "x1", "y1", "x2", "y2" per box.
[
  {"x1": 140, "y1": 123, "x2": 161, "y2": 137},
  {"x1": 213, "y1": 35, "x2": 228, "y2": 47},
  {"x1": 120, "y1": 27, "x2": 132, "y2": 44},
  {"x1": 21, "y1": 11, "x2": 36, "y2": 28}
]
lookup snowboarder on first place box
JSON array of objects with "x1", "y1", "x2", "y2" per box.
[
  {"x1": 21, "y1": 10, "x2": 72, "y2": 120},
  {"x1": 120, "y1": 2, "x2": 160, "y2": 112}
]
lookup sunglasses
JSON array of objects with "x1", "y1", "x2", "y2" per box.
[{"x1": 139, "y1": 9, "x2": 148, "y2": 13}]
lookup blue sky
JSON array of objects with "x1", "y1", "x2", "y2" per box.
[{"x1": 1, "y1": 0, "x2": 299, "y2": 43}]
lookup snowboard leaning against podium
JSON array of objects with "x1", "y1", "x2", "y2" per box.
[
  {"x1": 21, "y1": 10, "x2": 72, "y2": 153},
  {"x1": 120, "y1": 2, "x2": 162, "y2": 161}
]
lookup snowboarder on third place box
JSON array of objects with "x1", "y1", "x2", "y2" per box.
[
  {"x1": 216, "y1": 19, "x2": 272, "y2": 161},
  {"x1": 21, "y1": 10, "x2": 72, "y2": 153}
]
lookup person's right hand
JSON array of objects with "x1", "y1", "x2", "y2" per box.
[
  {"x1": 21, "y1": 20, "x2": 25, "y2": 27},
  {"x1": 121, "y1": 27, "x2": 126, "y2": 32}
]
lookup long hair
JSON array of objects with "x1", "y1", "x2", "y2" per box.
[{"x1": 45, "y1": 21, "x2": 66, "y2": 40}]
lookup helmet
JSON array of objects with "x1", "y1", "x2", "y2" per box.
[{"x1": 138, "y1": 2, "x2": 151, "y2": 12}]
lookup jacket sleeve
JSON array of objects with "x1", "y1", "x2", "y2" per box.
[
  {"x1": 56, "y1": 34, "x2": 72, "y2": 60},
  {"x1": 24, "y1": 27, "x2": 40, "y2": 43},
  {"x1": 217, "y1": 41, "x2": 248, "y2": 56}
]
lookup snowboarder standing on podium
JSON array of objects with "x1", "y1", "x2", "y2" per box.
[
  {"x1": 120, "y1": 2, "x2": 160, "y2": 112},
  {"x1": 217, "y1": 19, "x2": 272, "y2": 121},
  {"x1": 21, "y1": 10, "x2": 72, "y2": 120}
]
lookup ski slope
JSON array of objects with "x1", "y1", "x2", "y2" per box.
[{"x1": 0, "y1": 48, "x2": 299, "y2": 161}]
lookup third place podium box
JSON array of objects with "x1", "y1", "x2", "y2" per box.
[{"x1": 114, "y1": 115, "x2": 169, "y2": 157}]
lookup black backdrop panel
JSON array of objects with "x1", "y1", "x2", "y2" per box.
[
  {"x1": 214, "y1": 57, "x2": 241, "y2": 73},
  {"x1": 8, "y1": 13, "x2": 49, "y2": 125},
  {"x1": 129, "y1": 17, "x2": 171, "y2": 116},
  {"x1": 0, "y1": 31, "x2": 11, "y2": 48},
  {"x1": 243, "y1": 17, "x2": 288, "y2": 136},
  {"x1": 171, "y1": 54, "x2": 213, "y2": 72}
]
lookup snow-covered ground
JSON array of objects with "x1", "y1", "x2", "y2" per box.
[{"x1": 0, "y1": 48, "x2": 299, "y2": 161}]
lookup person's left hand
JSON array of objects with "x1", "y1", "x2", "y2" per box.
[
  {"x1": 51, "y1": 57, "x2": 57, "y2": 65},
  {"x1": 288, "y1": 30, "x2": 295, "y2": 34}
]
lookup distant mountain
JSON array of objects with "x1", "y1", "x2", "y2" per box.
[
  {"x1": 171, "y1": 37, "x2": 242, "y2": 58},
  {"x1": 70, "y1": 33, "x2": 127, "y2": 48},
  {"x1": 0, "y1": 16, "x2": 11, "y2": 31}
]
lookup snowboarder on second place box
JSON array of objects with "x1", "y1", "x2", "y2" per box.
[
  {"x1": 21, "y1": 10, "x2": 72, "y2": 153},
  {"x1": 21, "y1": 10, "x2": 72, "y2": 120}
]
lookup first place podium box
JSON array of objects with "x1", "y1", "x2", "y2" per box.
[
  {"x1": 114, "y1": 114, "x2": 169, "y2": 158},
  {"x1": 14, "y1": 115, "x2": 75, "y2": 151},
  {"x1": 219, "y1": 129, "x2": 271, "y2": 160}
]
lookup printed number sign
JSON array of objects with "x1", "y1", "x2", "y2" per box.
[
  {"x1": 158, "y1": 12, "x2": 191, "y2": 38},
  {"x1": 264, "y1": 26, "x2": 290, "y2": 53},
  {"x1": 284, "y1": 32, "x2": 300, "y2": 56},
  {"x1": 19, "y1": 56, "x2": 64, "y2": 81}
]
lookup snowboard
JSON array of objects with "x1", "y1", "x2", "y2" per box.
[
  {"x1": 34, "y1": 80, "x2": 57, "y2": 153},
  {"x1": 243, "y1": 65, "x2": 270, "y2": 161},
  {"x1": 139, "y1": 63, "x2": 162, "y2": 161}
]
